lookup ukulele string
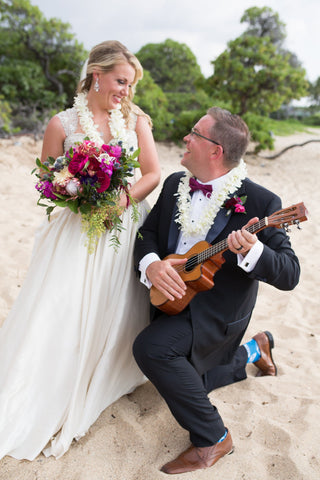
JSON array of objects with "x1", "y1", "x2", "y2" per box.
[{"x1": 171, "y1": 218, "x2": 266, "y2": 274}]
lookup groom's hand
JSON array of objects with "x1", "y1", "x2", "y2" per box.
[
  {"x1": 228, "y1": 217, "x2": 258, "y2": 256},
  {"x1": 146, "y1": 258, "x2": 187, "y2": 301}
]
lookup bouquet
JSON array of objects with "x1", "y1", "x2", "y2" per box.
[{"x1": 33, "y1": 139, "x2": 140, "y2": 252}]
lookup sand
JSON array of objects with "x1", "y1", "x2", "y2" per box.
[{"x1": 0, "y1": 129, "x2": 319, "y2": 479}]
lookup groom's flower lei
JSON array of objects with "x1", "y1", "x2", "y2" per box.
[{"x1": 175, "y1": 159, "x2": 247, "y2": 235}]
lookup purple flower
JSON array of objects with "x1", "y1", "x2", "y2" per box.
[
  {"x1": 100, "y1": 156, "x2": 115, "y2": 176},
  {"x1": 35, "y1": 180, "x2": 57, "y2": 200}
]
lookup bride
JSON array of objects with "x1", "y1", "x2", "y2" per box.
[{"x1": 0, "y1": 40, "x2": 160, "y2": 460}]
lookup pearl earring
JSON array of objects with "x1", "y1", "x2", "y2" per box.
[{"x1": 94, "y1": 78, "x2": 100, "y2": 92}]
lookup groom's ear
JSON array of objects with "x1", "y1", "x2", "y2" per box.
[{"x1": 210, "y1": 144, "x2": 223, "y2": 160}]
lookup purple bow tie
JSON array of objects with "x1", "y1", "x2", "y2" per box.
[{"x1": 189, "y1": 177, "x2": 213, "y2": 198}]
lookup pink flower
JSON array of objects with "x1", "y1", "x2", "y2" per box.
[
  {"x1": 86, "y1": 158, "x2": 100, "y2": 176},
  {"x1": 102, "y1": 144, "x2": 122, "y2": 159},
  {"x1": 235, "y1": 204, "x2": 246, "y2": 213},
  {"x1": 96, "y1": 170, "x2": 111, "y2": 192},
  {"x1": 100, "y1": 154, "x2": 115, "y2": 176},
  {"x1": 68, "y1": 153, "x2": 88, "y2": 175}
]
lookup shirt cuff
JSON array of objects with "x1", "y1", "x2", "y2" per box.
[
  {"x1": 139, "y1": 252, "x2": 161, "y2": 288},
  {"x1": 238, "y1": 240, "x2": 264, "y2": 272}
]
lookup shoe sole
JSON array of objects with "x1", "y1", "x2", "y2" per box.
[{"x1": 263, "y1": 330, "x2": 277, "y2": 376}]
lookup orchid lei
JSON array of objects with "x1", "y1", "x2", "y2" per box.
[
  {"x1": 74, "y1": 92, "x2": 130, "y2": 149},
  {"x1": 175, "y1": 159, "x2": 248, "y2": 236}
]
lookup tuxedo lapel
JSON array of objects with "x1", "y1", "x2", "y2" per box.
[
  {"x1": 205, "y1": 208, "x2": 230, "y2": 244},
  {"x1": 163, "y1": 172, "x2": 184, "y2": 254},
  {"x1": 205, "y1": 184, "x2": 247, "y2": 244},
  {"x1": 167, "y1": 203, "x2": 180, "y2": 253}
]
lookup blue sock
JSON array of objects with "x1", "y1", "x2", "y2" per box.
[
  {"x1": 217, "y1": 429, "x2": 228, "y2": 443},
  {"x1": 244, "y1": 339, "x2": 261, "y2": 363}
]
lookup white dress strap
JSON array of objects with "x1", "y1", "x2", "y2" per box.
[
  {"x1": 56, "y1": 108, "x2": 78, "y2": 137},
  {"x1": 128, "y1": 112, "x2": 138, "y2": 131},
  {"x1": 56, "y1": 108, "x2": 84, "y2": 152}
]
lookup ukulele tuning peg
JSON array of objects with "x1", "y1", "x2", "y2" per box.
[
  {"x1": 283, "y1": 222, "x2": 291, "y2": 233},
  {"x1": 293, "y1": 219, "x2": 302, "y2": 230}
]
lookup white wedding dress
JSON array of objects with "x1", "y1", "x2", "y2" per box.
[{"x1": 0, "y1": 108, "x2": 150, "y2": 460}]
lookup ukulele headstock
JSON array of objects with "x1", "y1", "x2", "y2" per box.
[{"x1": 268, "y1": 202, "x2": 308, "y2": 231}]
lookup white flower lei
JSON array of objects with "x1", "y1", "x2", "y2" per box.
[
  {"x1": 175, "y1": 159, "x2": 248, "y2": 236},
  {"x1": 74, "y1": 92, "x2": 131, "y2": 150}
]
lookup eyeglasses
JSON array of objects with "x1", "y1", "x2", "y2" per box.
[{"x1": 190, "y1": 128, "x2": 223, "y2": 151}]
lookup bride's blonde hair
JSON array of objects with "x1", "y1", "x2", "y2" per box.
[{"x1": 78, "y1": 40, "x2": 150, "y2": 125}]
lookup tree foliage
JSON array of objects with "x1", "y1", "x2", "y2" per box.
[
  {"x1": 0, "y1": 0, "x2": 87, "y2": 134},
  {"x1": 240, "y1": 6, "x2": 286, "y2": 47},
  {"x1": 0, "y1": 2, "x2": 314, "y2": 151},
  {"x1": 0, "y1": 95, "x2": 12, "y2": 133},
  {"x1": 303, "y1": 77, "x2": 320, "y2": 125},
  {"x1": 134, "y1": 69, "x2": 172, "y2": 141},
  {"x1": 205, "y1": 6, "x2": 309, "y2": 151},
  {"x1": 241, "y1": 7, "x2": 304, "y2": 72},
  {"x1": 208, "y1": 35, "x2": 308, "y2": 117},
  {"x1": 309, "y1": 77, "x2": 320, "y2": 108},
  {"x1": 136, "y1": 39, "x2": 213, "y2": 141},
  {"x1": 136, "y1": 39, "x2": 204, "y2": 93}
]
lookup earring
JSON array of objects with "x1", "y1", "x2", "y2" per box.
[{"x1": 94, "y1": 78, "x2": 100, "y2": 92}]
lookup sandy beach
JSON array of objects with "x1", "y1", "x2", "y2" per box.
[{"x1": 0, "y1": 129, "x2": 319, "y2": 479}]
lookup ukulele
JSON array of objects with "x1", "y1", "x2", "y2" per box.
[{"x1": 150, "y1": 202, "x2": 308, "y2": 315}]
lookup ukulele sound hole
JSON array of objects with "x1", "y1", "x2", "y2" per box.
[{"x1": 185, "y1": 256, "x2": 197, "y2": 272}]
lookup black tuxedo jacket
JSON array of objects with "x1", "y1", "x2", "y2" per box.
[{"x1": 134, "y1": 172, "x2": 300, "y2": 375}]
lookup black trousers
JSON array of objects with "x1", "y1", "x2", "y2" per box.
[{"x1": 133, "y1": 309, "x2": 248, "y2": 447}]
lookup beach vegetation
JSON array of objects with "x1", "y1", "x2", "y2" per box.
[
  {"x1": 0, "y1": 1, "x2": 317, "y2": 153},
  {"x1": 205, "y1": 7, "x2": 309, "y2": 151},
  {"x1": 0, "y1": 0, "x2": 86, "y2": 135}
]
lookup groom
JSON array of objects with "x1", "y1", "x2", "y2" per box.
[{"x1": 133, "y1": 107, "x2": 300, "y2": 474}]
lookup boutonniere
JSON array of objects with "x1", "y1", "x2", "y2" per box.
[{"x1": 223, "y1": 195, "x2": 247, "y2": 216}]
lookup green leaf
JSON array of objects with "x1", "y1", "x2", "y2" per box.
[
  {"x1": 79, "y1": 203, "x2": 92, "y2": 214},
  {"x1": 130, "y1": 148, "x2": 141, "y2": 160},
  {"x1": 37, "y1": 199, "x2": 51, "y2": 207},
  {"x1": 53, "y1": 192, "x2": 69, "y2": 200},
  {"x1": 46, "y1": 206, "x2": 55, "y2": 216},
  {"x1": 66, "y1": 200, "x2": 80, "y2": 214},
  {"x1": 53, "y1": 200, "x2": 68, "y2": 207}
]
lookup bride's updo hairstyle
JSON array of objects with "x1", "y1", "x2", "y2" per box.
[{"x1": 78, "y1": 40, "x2": 145, "y2": 122}]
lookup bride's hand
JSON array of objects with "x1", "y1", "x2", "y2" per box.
[
  {"x1": 104, "y1": 203, "x2": 124, "y2": 230},
  {"x1": 118, "y1": 192, "x2": 130, "y2": 209},
  {"x1": 104, "y1": 193, "x2": 130, "y2": 229}
]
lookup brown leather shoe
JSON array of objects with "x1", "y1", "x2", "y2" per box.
[
  {"x1": 253, "y1": 331, "x2": 277, "y2": 377},
  {"x1": 160, "y1": 430, "x2": 233, "y2": 474}
]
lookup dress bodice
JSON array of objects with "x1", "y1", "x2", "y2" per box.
[{"x1": 56, "y1": 107, "x2": 138, "y2": 153}]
